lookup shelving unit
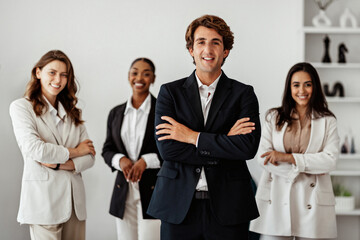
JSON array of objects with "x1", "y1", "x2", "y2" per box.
[{"x1": 302, "y1": 1, "x2": 360, "y2": 239}]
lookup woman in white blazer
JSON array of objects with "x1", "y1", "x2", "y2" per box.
[
  {"x1": 250, "y1": 62, "x2": 339, "y2": 240},
  {"x1": 9, "y1": 50, "x2": 95, "y2": 240}
]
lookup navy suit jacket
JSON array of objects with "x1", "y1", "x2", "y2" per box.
[
  {"x1": 102, "y1": 95, "x2": 161, "y2": 219},
  {"x1": 147, "y1": 71, "x2": 261, "y2": 225}
]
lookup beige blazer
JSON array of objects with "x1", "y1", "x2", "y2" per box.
[
  {"x1": 9, "y1": 98, "x2": 95, "y2": 225},
  {"x1": 250, "y1": 112, "x2": 339, "y2": 239}
]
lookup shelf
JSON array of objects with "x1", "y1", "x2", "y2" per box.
[
  {"x1": 336, "y1": 209, "x2": 360, "y2": 216},
  {"x1": 330, "y1": 170, "x2": 360, "y2": 176},
  {"x1": 326, "y1": 97, "x2": 360, "y2": 103},
  {"x1": 303, "y1": 27, "x2": 360, "y2": 34},
  {"x1": 339, "y1": 154, "x2": 360, "y2": 160},
  {"x1": 311, "y1": 62, "x2": 360, "y2": 69}
]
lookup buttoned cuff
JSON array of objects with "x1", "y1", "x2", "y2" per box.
[
  {"x1": 141, "y1": 153, "x2": 160, "y2": 169},
  {"x1": 112, "y1": 153, "x2": 124, "y2": 171}
]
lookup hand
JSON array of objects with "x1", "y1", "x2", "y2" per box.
[
  {"x1": 59, "y1": 160, "x2": 75, "y2": 171},
  {"x1": 261, "y1": 151, "x2": 295, "y2": 166},
  {"x1": 41, "y1": 163, "x2": 57, "y2": 168},
  {"x1": 120, "y1": 157, "x2": 133, "y2": 180},
  {"x1": 127, "y1": 158, "x2": 147, "y2": 182},
  {"x1": 227, "y1": 117, "x2": 255, "y2": 136},
  {"x1": 69, "y1": 139, "x2": 96, "y2": 158},
  {"x1": 156, "y1": 116, "x2": 199, "y2": 145}
]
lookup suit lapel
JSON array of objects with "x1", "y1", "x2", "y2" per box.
[
  {"x1": 40, "y1": 110, "x2": 63, "y2": 145},
  {"x1": 182, "y1": 71, "x2": 204, "y2": 129},
  {"x1": 138, "y1": 95, "x2": 155, "y2": 158},
  {"x1": 205, "y1": 73, "x2": 231, "y2": 130},
  {"x1": 114, "y1": 103, "x2": 129, "y2": 157},
  {"x1": 305, "y1": 115, "x2": 325, "y2": 153},
  {"x1": 62, "y1": 116, "x2": 72, "y2": 146}
]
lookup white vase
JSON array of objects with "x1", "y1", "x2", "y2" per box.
[
  {"x1": 312, "y1": 10, "x2": 332, "y2": 27},
  {"x1": 335, "y1": 196, "x2": 355, "y2": 211},
  {"x1": 340, "y1": 8, "x2": 358, "y2": 28}
]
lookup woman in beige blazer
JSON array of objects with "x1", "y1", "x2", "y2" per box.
[
  {"x1": 250, "y1": 62, "x2": 339, "y2": 240},
  {"x1": 9, "y1": 50, "x2": 95, "y2": 240}
]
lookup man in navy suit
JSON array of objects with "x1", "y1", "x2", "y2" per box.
[{"x1": 147, "y1": 15, "x2": 261, "y2": 239}]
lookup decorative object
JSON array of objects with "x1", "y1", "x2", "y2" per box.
[
  {"x1": 341, "y1": 136, "x2": 349, "y2": 153},
  {"x1": 322, "y1": 35, "x2": 331, "y2": 63},
  {"x1": 351, "y1": 137, "x2": 356, "y2": 154},
  {"x1": 338, "y1": 43, "x2": 348, "y2": 63},
  {"x1": 312, "y1": 0, "x2": 334, "y2": 27},
  {"x1": 340, "y1": 8, "x2": 358, "y2": 28},
  {"x1": 333, "y1": 183, "x2": 355, "y2": 211},
  {"x1": 324, "y1": 82, "x2": 344, "y2": 97}
]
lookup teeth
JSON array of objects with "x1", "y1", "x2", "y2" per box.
[
  {"x1": 135, "y1": 83, "x2": 144, "y2": 86},
  {"x1": 51, "y1": 83, "x2": 60, "y2": 88},
  {"x1": 203, "y1": 57, "x2": 213, "y2": 60}
]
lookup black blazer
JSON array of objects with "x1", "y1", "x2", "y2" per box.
[
  {"x1": 102, "y1": 95, "x2": 161, "y2": 219},
  {"x1": 147, "y1": 71, "x2": 260, "y2": 225}
]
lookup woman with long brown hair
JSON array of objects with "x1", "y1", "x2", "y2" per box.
[
  {"x1": 250, "y1": 62, "x2": 339, "y2": 240},
  {"x1": 9, "y1": 50, "x2": 95, "y2": 240}
]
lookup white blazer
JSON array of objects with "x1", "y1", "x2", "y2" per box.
[
  {"x1": 250, "y1": 112, "x2": 339, "y2": 239},
  {"x1": 9, "y1": 98, "x2": 95, "y2": 225}
]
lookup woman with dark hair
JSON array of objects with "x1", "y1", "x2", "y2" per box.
[
  {"x1": 9, "y1": 50, "x2": 95, "y2": 240},
  {"x1": 250, "y1": 62, "x2": 339, "y2": 240},
  {"x1": 102, "y1": 58, "x2": 162, "y2": 240}
]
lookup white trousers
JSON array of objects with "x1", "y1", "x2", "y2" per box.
[
  {"x1": 115, "y1": 182, "x2": 160, "y2": 240},
  {"x1": 261, "y1": 235, "x2": 335, "y2": 240},
  {"x1": 30, "y1": 204, "x2": 85, "y2": 240}
]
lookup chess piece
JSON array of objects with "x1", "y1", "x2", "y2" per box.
[
  {"x1": 322, "y1": 35, "x2": 331, "y2": 63},
  {"x1": 338, "y1": 43, "x2": 348, "y2": 63}
]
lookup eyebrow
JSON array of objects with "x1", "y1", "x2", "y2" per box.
[
  {"x1": 292, "y1": 80, "x2": 312, "y2": 84},
  {"x1": 195, "y1": 37, "x2": 223, "y2": 43},
  {"x1": 48, "y1": 68, "x2": 67, "y2": 74},
  {"x1": 130, "y1": 68, "x2": 152, "y2": 72}
]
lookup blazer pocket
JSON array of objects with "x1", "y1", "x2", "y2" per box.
[
  {"x1": 157, "y1": 166, "x2": 178, "y2": 179},
  {"x1": 316, "y1": 191, "x2": 335, "y2": 206},
  {"x1": 255, "y1": 187, "x2": 270, "y2": 201},
  {"x1": 23, "y1": 161, "x2": 49, "y2": 181}
]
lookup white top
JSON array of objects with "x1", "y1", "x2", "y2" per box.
[
  {"x1": 111, "y1": 94, "x2": 160, "y2": 170},
  {"x1": 195, "y1": 73, "x2": 221, "y2": 191}
]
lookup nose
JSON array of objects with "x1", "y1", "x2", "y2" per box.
[
  {"x1": 54, "y1": 74, "x2": 61, "y2": 83},
  {"x1": 136, "y1": 73, "x2": 143, "y2": 81},
  {"x1": 299, "y1": 85, "x2": 305, "y2": 93},
  {"x1": 204, "y1": 42, "x2": 212, "y2": 54}
]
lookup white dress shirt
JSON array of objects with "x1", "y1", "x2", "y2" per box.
[
  {"x1": 195, "y1": 73, "x2": 221, "y2": 191},
  {"x1": 111, "y1": 94, "x2": 160, "y2": 170},
  {"x1": 43, "y1": 96, "x2": 69, "y2": 159}
]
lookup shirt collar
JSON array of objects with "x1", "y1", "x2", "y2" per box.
[
  {"x1": 124, "y1": 94, "x2": 151, "y2": 115},
  {"x1": 43, "y1": 95, "x2": 66, "y2": 120},
  {"x1": 195, "y1": 72, "x2": 221, "y2": 90}
]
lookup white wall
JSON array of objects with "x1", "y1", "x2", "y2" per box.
[{"x1": 0, "y1": 0, "x2": 302, "y2": 239}]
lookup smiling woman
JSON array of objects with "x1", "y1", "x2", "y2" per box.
[
  {"x1": 9, "y1": 50, "x2": 95, "y2": 240},
  {"x1": 249, "y1": 62, "x2": 339, "y2": 239},
  {"x1": 102, "y1": 58, "x2": 162, "y2": 240}
]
